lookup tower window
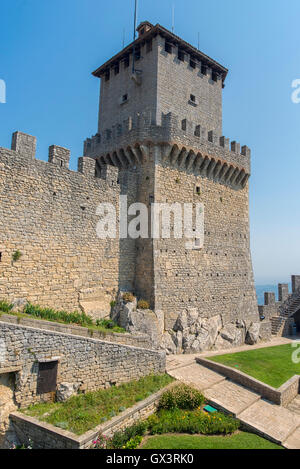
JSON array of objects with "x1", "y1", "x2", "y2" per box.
[
  {"x1": 122, "y1": 94, "x2": 128, "y2": 103},
  {"x1": 194, "y1": 125, "x2": 201, "y2": 137},
  {"x1": 189, "y1": 58, "x2": 196, "y2": 69},
  {"x1": 196, "y1": 185, "x2": 201, "y2": 195},
  {"x1": 178, "y1": 49, "x2": 185, "y2": 61},
  {"x1": 146, "y1": 39, "x2": 152, "y2": 53},
  {"x1": 124, "y1": 55, "x2": 130, "y2": 68},
  {"x1": 201, "y1": 64, "x2": 207, "y2": 75},
  {"x1": 190, "y1": 94, "x2": 196, "y2": 103},
  {"x1": 165, "y1": 41, "x2": 172, "y2": 53},
  {"x1": 181, "y1": 119, "x2": 187, "y2": 131},
  {"x1": 114, "y1": 63, "x2": 119, "y2": 75},
  {"x1": 134, "y1": 47, "x2": 141, "y2": 60}
]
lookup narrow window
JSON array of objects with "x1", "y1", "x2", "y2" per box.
[
  {"x1": 105, "y1": 70, "x2": 110, "y2": 81},
  {"x1": 124, "y1": 55, "x2": 130, "y2": 68},
  {"x1": 135, "y1": 47, "x2": 141, "y2": 61},
  {"x1": 190, "y1": 94, "x2": 196, "y2": 103},
  {"x1": 212, "y1": 71, "x2": 218, "y2": 82},
  {"x1": 181, "y1": 119, "x2": 187, "y2": 131},
  {"x1": 114, "y1": 63, "x2": 119, "y2": 75},
  {"x1": 122, "y1": 94, "x2": 128, "y2": 103},
  {"x1": 189, "y1": 58, "x2": 196, "y2": 69},
  {"x1": 165, "y1": 41, "x2": 172, "y2": 53},
  {"x1": 146, "y1": 39, "x2": 152, "y2": 53},
  {"x1": 194, "y1": 125, "x2": 201, "y2": 137},
  {"x1": 178, "y1": 49, "x2": 185, "y2": 61},
  {"x1": 196, "y1": 186, "x2": 201, "y2": 195}
]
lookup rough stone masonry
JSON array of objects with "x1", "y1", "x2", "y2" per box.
[{"x1": 0, "y1": 21, "x2": 271, "y2": 353}]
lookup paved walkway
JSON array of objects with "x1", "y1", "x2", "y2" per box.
[{"x1": 167, "y1": 340, "x2": 300, "y2": 449}]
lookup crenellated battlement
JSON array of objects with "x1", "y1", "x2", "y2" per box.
[
  {"x1": 84, "y1": 111, "x2": 251, "y2": 176},
  {"x1": 0, "y1": 131, "x2": 120, "y2": 185}
]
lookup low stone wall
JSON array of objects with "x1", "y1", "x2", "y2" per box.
[
  {"x1": 10, "y1": 383, "x2": 175, "y2": 449},
  {"x1": 196, "y1": 357, "x2": 300, "y2": 406},
  {"x1": 0, "y1": 314, "x2": 152, "y2": 349},
  {"x1": 0, "y1": 321, "x2": 166, "y2": 408}
]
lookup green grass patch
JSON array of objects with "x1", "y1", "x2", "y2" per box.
[
  {"x1": 208, "y1": 344, "x2": 300, "y2": 388},
  {"x1": 140, "y1": 432, "x2": 283, "y2": 449},
  {"x1": 0, "y1": 301, "x2": 125, "y2": 334},
  {"x1": 22, "y1": 374, "x2": 173, "y2": 435},
  {"x1": 147, "y1": 408, "x2": 239, "y2": 436}
]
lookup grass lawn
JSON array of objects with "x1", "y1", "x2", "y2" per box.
[
  {"x1": 140, "y1": 432, "x2": 283, "y2": 449},
  {"x1": 208, "y1": 344, "x2": 299, "y2": 388},
  {"x1": 22, "y1": 374, "x2": 173, "y2": 435}
]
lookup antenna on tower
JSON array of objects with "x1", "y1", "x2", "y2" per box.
[
  {"x1": 132, "y1": 0, "x2": 138, "y2": 73},
  {"x1": 172, "y1": 4, "x2": 175, "y2": 33}
]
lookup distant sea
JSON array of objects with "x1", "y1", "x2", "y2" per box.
[{"x1": 255, "y1": 284, "x2": 292, "y2": 305}]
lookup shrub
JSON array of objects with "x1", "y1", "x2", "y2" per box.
[
  {"x1": 147, "y1": 409, "x2": 239, "y2": 436},
  {"x1": 123, "y1": 292, "x2": 135, "y2": 303},
  {"x1": 0, "y1": 300, "x2": 13, "y2": 313},
  {"x1": 12, "y1": 250, "x2": 22, "y2": 262},
  {"x1": 158, "y1": 384, "x2": 205, "y2": 411},
  {"x1": 137, "y1": 300, "x2": 150, "y2": 310},
  {"x1": 111, "y1": 421, "x2": 148, "y2": 449},
  {"x1": 110, "y1": 300, "x2": 116, "y2": 309},
  {"x1": 124, "y1": 435, "x2": 143, "y2": 449}
]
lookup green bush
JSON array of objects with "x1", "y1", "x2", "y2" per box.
[
  {"x1": 12, "y1": 250, "x2": 22, "y2": 262},
  {"x1": 137, "y1": 300, "x2": 150, "y2": 310},
  {"x1": 158, "y1": 384, "x2": 205, "y2": 411},
  {"x1": 147, "y1": 409, "x2": 239, "y2": 436},
  {"x1": 0, "y1": 300, "x2": 13, "y2": 313},
  {"x1": 124, "y1": 435, "x2": 143, "y2": 449},
  {"x1": 123, "y1": 292, "x2": 135, "y2": 303},
  {"x1": 111, "y1": 421, "x2": 148, "y2": 449}
]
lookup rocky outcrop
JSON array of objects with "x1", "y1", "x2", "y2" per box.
[
  {"x1": 112, "y1": 295, "x2": 272, "y2": 354},
  {"x1": 111, "y1": 293, "x2": 164, "y2": 348}
]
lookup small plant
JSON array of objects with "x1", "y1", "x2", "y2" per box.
[
  {"x1": 0, "y1": 300, "x2": 13, "y2": 313},
  {"x1": 110, "y1": 300, "x2": 116, "y2": 309},
  {"x1": 137, "y1": 299, "x2": 150, "y2": 310},
  {"x1": 110, "y1": 421, "x2": 148, "y2": 449},
  {"x1": 12, "y1": 250, "x2": 22, "y2": 262},
  {"x1": 220, "y1": 197, "x2": 223, "y2": 203},
  {"x1": 123, "y1": 292, "x2": 135, "y2": 303},
  {"x1": 175, "y1": 178, "x2": 180, "y2": 184},
  {"x1": 119, "y1": 406, "x2": 126, "y2": 413},
  {"x1": 92, "y1": 434, "x2": 112, "y2": 450},
  {"x1": 158, "y1": 383, "x2": 205, "y2": 411}
]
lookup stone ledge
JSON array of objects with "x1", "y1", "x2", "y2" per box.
[
  {"x1": 0, "y1": 314, "x2": 153, "y2": 350},
  {"x1": 10, "y1": 382, "x2": 176, "y2": 449},
  {"x1": 196, "y1": 357, "x2": 300, "y2": 406}
]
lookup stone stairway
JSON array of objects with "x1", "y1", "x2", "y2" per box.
[
  {"x1": 167, "y1": 357, "x2": 300, "y2": 448},
  {"x1": 271, "y1": 287, "x2": 300, "y2": 336}
]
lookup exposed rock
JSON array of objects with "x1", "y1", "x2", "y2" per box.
[
  {"x1": 56, "y1": 382, "x2": 79, "y2": 402},
  {"x1": 246, "y1": 322, "x2": 261, "y2": 345},
  {"x1": 11, "y1": 298, "x2": 27, "y2": 313},
  {"x1": 161, "y1": 332, "x2": 177, "y2": 355}
]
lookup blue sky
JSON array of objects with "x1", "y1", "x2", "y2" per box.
[{"x1": 1, "y1": 0, "x2": 299, "y2": 285}]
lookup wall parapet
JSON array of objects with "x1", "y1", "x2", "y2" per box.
[
  {"x1": 0, "y1": 314, "x2": 153, "y2": 349},
  {"x1": 84, "y1": 111, "x2": 251, "y2": 175}
]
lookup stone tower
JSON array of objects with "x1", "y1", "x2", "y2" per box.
[{"x1": 84, "y1": 21, "x2": 263, "y2": 352}]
